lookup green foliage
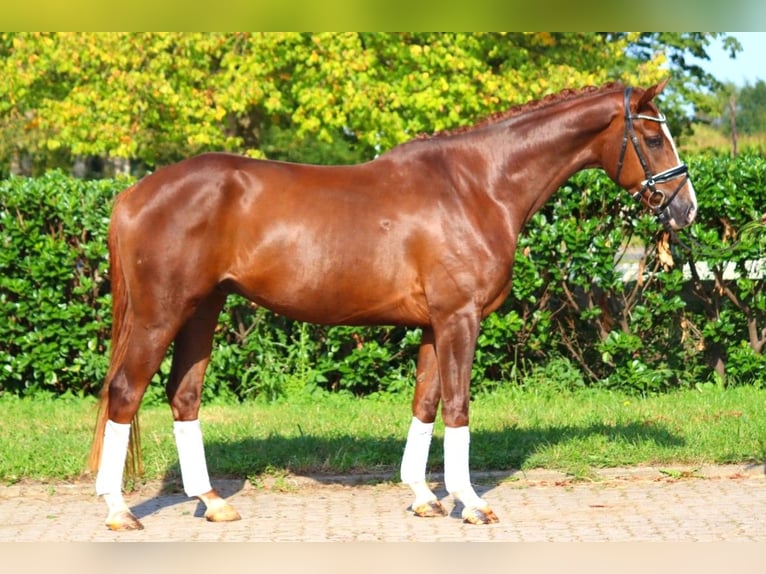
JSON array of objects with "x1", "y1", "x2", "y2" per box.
[
  {"x1": 2, "y1": 153, "x2": 765, "y2": 400},
  {"x1": 0, "y1": 32, "x2": 732, "y2": 175},
  {"x1": 0, "y1": 172, "x2": 123, "y2": 395},
  {"x1": 734, "y1": 80, "x2": 766, "y2": 136},
  {"x1": 708, "y1": 80, "x2": 766, "y2": 138},
  {"x1": 677, "y1": 152, "x2": 766, "y2": 386}
]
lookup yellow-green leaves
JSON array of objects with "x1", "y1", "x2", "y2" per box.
[{"x1": 0, "y1": 32, "x2": 723, "y2": 173}]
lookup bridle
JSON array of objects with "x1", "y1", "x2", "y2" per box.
[
  {"x1": 615, "y1": 88, "x2": 690, "y2": 230},
  {"x1": 614, "y1": 88, "x2": 763, "y2": 261}
]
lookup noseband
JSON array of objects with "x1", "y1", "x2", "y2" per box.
[{"x1": 615, "y1": 88, "x2": 689, "y2": 230}]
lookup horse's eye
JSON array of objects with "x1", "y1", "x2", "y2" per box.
[{"x1": 646, "y1": 135, "x2": 663, "y2": 149}]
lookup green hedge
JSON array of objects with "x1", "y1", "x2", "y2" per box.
[{"x1": 1, "y1": 153, "x2": 764, "y2": 400}]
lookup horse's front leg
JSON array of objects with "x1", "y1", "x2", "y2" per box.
[
  {"x1": 434, "y1": 310, "x2": 499, "y2": 525},
  {"x1": 167, "y1": 299, "x2": 240, "y2": 523},
  {"x1": 401, "y1": 328, "x2": 448, "y2": 518}
]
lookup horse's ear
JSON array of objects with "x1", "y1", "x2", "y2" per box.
[{"x1": 638, "y1": 78, "x2": 669, "y2": 108}]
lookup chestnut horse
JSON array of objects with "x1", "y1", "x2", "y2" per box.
[{"x1": 89, "y1": 80, "x2": 696, "y2": 530}]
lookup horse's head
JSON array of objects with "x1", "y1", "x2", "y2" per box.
[{"x1": 606, "y1": 79, "x2": 697, "y2": 231}]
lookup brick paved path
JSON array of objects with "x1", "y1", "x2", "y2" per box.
[{"x1": 1, "y1": 464, "x2": 764, "y2": 542}]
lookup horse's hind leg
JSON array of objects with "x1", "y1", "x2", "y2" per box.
[
  {"x1": 96, "y1": 327, "x2": 175, "y2": 531},
  {"x1": 166, "y1": 292, "x2": 240, "y2": 523},
  {"x1": 401, "y1": 328, "x2": 448, "y2": 517}
]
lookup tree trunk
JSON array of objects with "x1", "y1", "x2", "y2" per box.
[{"x1": 709, "y1": 342, "x2": 727, "y2": 384}]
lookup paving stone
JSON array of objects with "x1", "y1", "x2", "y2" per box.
[{"x1": 1, "y1": 464, "x2": 764, "y2": 541}]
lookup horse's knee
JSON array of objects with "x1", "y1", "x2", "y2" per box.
[
  {"x1": 412, "y1": 397, "x2": 439, "y2": 423},
  {"x1": 440, "y1": 401, "x2": 469, "y2": 428}
]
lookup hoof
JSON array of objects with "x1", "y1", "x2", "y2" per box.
[
  {"x1": 412, "y1": 499, "x2": 448, "y2": 518},
  {"x1": 461, "y1": 506, "x2": 500, "y2": 525},
  {"x1": 204, "y1": 503, "x2": 242, "y2": 523},
  {"x1": 105, "y1": 510, "x2": 144, "y2": 531}
]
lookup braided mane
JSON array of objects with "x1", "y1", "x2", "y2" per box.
[{"x1": 417, "y1": 81, "x2": 625, "y2": 140}]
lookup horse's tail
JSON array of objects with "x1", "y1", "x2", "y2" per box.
[{"x1": 88, "y1": 200, "x2": 143, "y2": 478}]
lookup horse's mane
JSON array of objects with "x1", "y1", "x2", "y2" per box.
[{"x1": 415, "y1": 81, "x2": 625, "y2": 141}]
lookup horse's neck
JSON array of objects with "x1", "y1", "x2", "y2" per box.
[{"x1": 477, "y1": 92, "x2": 620, "y2": 219}]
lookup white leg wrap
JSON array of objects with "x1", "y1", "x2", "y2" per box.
[
  {"x1": 444, "y1": 426, "x2": 485, "y2": 509},
  {"x1": 95, "y1": 420, "x2": 131, "y2": 497},
  {"x1": 401, "y1": 417, "x2": 438, "y2": 506},
  {"x1": 95, "y1": 420, "x2": 132, "y2": 516},
  {"x1": 400, "y1": 417, "x2": 434, "y2": 485},
  {"x1": 173, "y1": 419, "x2": 213, "y2": 497}
]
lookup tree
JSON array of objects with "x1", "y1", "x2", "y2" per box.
[
  {"x1": 693, "y1": 78, "x2": 766, "y2": 156},
  {"x1": 732, "y1": 80, "x2": 766, "y2": 135},
  {"x1": 0, "y1": 33, "x2": 239, "y2": 175},
  {"x1": 0, "y1": 32, "x2": 737, "y2": 176},
  {"x1": 620, "y1": 32, "x2": 743, "y2": 137}
]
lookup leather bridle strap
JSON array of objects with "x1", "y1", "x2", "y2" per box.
[{"x1": 615, "y1": 88, "x2": 689, "y2": 230}]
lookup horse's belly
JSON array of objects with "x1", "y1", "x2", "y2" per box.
[{"x1": 225, "y1": 260, "x2": 430, "y2": 327}]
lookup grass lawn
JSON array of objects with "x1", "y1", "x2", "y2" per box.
[{"x1": 1, "y1": 385, "x2": 765, "y2": 486}]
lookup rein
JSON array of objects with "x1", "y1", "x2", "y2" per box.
[{"x1": 615, "y1": 88, "x2": 689, "y2": 232}]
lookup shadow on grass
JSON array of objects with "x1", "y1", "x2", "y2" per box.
[{"x1": 129, "y1": 419, "x2": 684, "y2": 520}]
